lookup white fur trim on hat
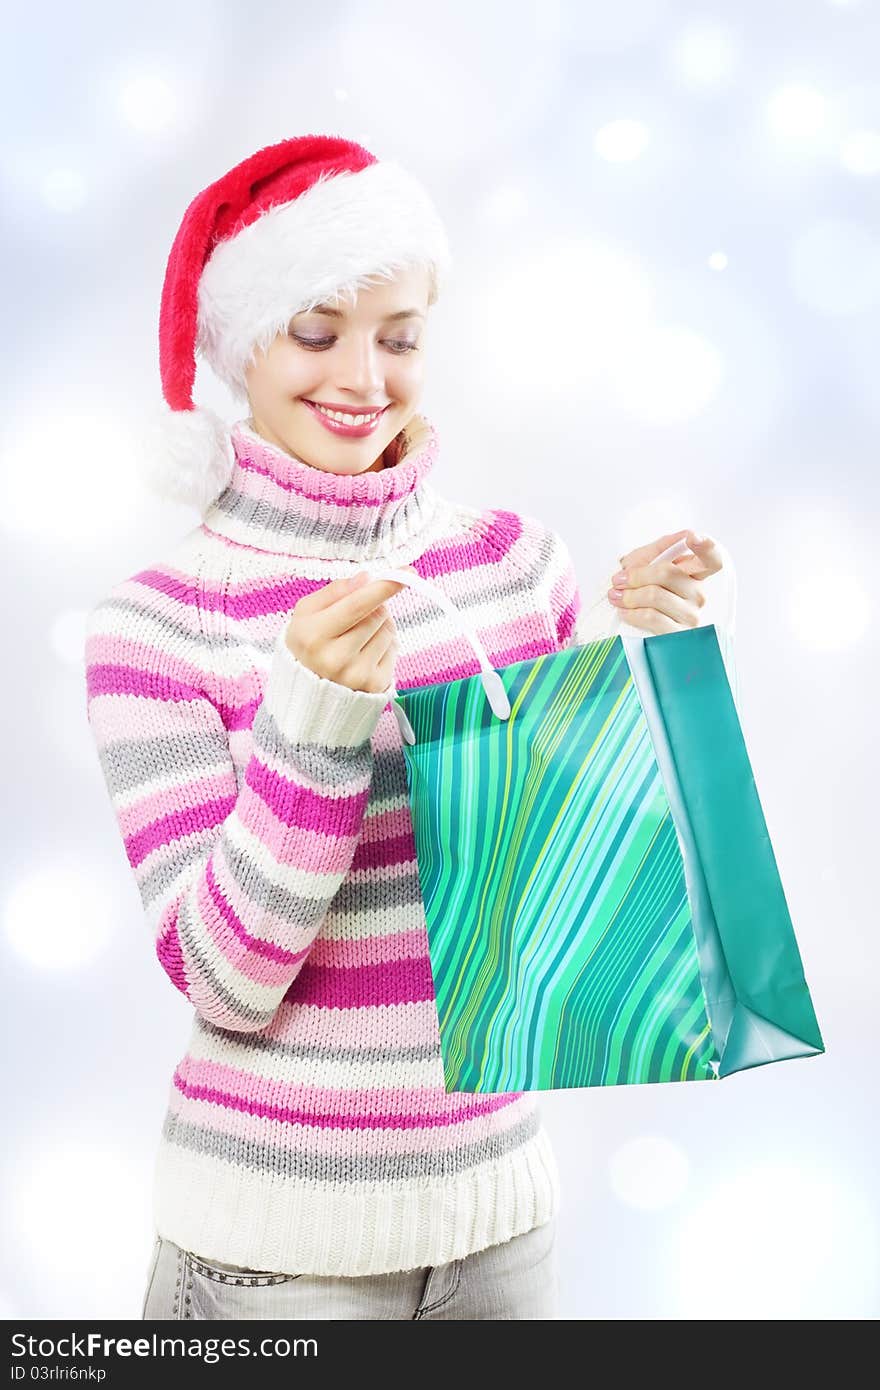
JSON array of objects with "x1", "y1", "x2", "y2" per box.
[
  {"x1": 195, "y1": 160, "x2": 452, "y2": 401},
  {"x1": 135, "y1": 402, "x2": 234, "y2": 515}
]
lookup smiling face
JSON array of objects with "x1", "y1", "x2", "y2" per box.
[{"x1": 243, "y1": 263, "x2": 432, "y2": 475}]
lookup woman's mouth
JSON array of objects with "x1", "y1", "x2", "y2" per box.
[{"x1": 302, "y1": 400, "x2": 389, "y2": 438}]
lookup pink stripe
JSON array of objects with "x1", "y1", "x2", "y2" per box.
[
  {"x1": 168, "y1": 1075, "x2": 531, "y2": 1155},
  {"x1": 489, "y1": 610, "x2": 553, "y2": 649},
  {"x1": 126, "y1": 795, "x2": 235, "y2": 868},
  {"x1": 233, "y1": 441, "x2": 436, "y2": 509},
  {"x1": 172, "y1": 1060, "x2": 520, "y2": 1130},
  {"x1": 129, "y1": 567, "x2": 201, "y2": 607},
  {"x1": 350, "y1": 829, "x2": 416, "y2": 872},
  {"x1": 235, "y1": 779, "x2": 366, "y2": 867},
  {"x1": 84, "y1": 651, "x2": 259, "y2": 735},
  {"x1": 198, "y1": 571, "x2": 307, "y2": 621},
  {"x1": 117, "y1": 771, "x2": 233, "y2": 839},
  {"x1": 283, "y1": 956, "x2": 436, "y2": 1009},
  {"x1": 359, "y1": 803, "x2": 414, "y2": 841},
  {"x1": 87, "y1": 630, "x2": 281, "y2": 739},
  {"x1": 86, "y1": 626, "x2": 267, "y2": 727},
  {"x1": 307, "y1": 928, "x2": 428, "y2": 969},
  {"x1": 408, "y1": 511, "x2": 522, "y2": 579},
  {"x1": 244, "y1": 756, "x2": 368, "y2": 836},
  {"x1": 156, "y1": 922, "x2": 191, "y2": 997},
  {"x1": 155, "y1": 870, "x2": 310, "y2": 998},
  {"x1": 219, "y1": 695, "x2": 261, "y2": 733},
  {"x1": 88, "y1": 660, "x2": 205, "y2": 705}
]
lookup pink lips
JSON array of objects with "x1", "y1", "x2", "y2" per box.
[{"x1": 302, "y1": 399, "x2": 389, "y2": 439}]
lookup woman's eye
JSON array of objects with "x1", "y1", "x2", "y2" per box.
[
  {"x1": 289, "y1": 332, "x2": 419, "y2": 354},
  {"x1": 290, "y1": 334, "x2": 334, "y2": 349}
]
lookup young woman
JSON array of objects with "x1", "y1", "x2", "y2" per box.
[{"x1": 84, "y1": 134, "x2": 733, "y2": 1321}]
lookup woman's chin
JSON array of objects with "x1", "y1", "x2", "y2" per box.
[{"x1": 302, "y1": 433, "x2": 395, "y2": 475}]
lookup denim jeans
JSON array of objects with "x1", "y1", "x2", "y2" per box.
[{"x1": 141, "y1": 1216, "x2": 559, "y2": 1320}]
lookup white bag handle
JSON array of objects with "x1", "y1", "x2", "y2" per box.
[{"x1": 363, "y1": 565, "x2": 511, "y2": 745}]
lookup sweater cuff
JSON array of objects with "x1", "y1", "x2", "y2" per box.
[{"x1": 263, "y1": 624, "x2": 394, "y2": 750}]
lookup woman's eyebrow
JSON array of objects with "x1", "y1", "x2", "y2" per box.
[{"x1": 308, "y1": 304, "x2": 425, "y2": 321}]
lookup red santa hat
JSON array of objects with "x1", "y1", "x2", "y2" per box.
[{"x1": 141, "y1": 133, "x2": 452, "y2": 513}]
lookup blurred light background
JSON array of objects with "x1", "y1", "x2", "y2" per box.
[{"x1": 2, "y1": 0, "x2": 878, "y2": 1320}]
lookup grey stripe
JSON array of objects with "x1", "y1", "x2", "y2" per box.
[
  {"x1": 97, "y1": 732, "x2": 230, "y2": 798},
  {"x1": 221, "y1": 834, "x2": 342, "y2": 918},
  {"x1": 162, "y1": 1104, "x2": 539, "y2": 1182},
  {"x1": 96, "y1": 715, "x2": 374, "y2": 802},
  {"x1": 97, "y1": 594, "x2": 211, "y2": 654},
  {"x1": 212, "y1": 482, "x2": 437, "y2": 556},
  {"x1": 251, "y1": 704, "x2": 374, "y2": 785},
  {"x1": 367, "y1": 745, "x2": 412, "y2": 803},
  {"x1": 328, "y1": 865, "x2": 423, "y2": 917},
  {"x1": 218, "y1": 826, "x2": 423, "y2": 920}
]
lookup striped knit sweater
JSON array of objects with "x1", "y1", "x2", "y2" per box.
[{"x1": 84, "y1": 412, "x2": 737, "y2": 1278}]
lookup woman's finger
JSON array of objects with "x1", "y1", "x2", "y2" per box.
[
  {"x1": 613, "y1": 563, "x2": 704, "y2": 608},
  {"x1": 618, "y1": 606, "x2": 683, "y2": 635},
  {"x1": 611, "y1": 578, "x2": 701, "y2": 628},
  {"x1": 617, "y1": 530, "x2": 692, "y2": 571},
  {"x1": 618, "y1": 529, "x2": 723, "y2": 577}
]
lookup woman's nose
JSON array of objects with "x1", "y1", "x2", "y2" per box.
[{"x1": 335, "y1": 336, "x2": 384, "y2": 394}]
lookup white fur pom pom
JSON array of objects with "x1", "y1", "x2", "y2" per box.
[{"x1": 134, "y1": 402, "x2": 235, "y2": 515}]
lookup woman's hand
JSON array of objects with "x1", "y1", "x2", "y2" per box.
[
  {"x1": 285, "y1": 567, "x2": 417, "y2": 694},
  {"x1": 607, "y1": 529, "x2": 725, "y2": 634}
]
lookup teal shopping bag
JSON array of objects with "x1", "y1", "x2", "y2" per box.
[{"x1": 372, "y1": 566, "x2": 824, "y2": 1094}]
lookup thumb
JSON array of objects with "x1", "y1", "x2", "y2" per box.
[
  {"x1": 681, "y1": 530, "x2": 723, "y2": 577},
  {"x1": 618, "y1": 529, "x2": 695, "y2": 570}
]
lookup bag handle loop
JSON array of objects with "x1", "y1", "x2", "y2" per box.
[{"x1": 363, "y1": 565, "x2": 511, "y2": 745}]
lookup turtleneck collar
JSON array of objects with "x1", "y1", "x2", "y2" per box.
[{"x1": 200, "y1": 413, "x2": 444, "y2": 561}]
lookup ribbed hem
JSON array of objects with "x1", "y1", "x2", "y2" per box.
[
  {"x1": 264, "y1": 623, "x2": 393, "y2": 749},
  {"x1": 150, "y1": 1124, "x2": 562, "y2": 1278}
]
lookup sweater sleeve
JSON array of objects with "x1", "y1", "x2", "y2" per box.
[
  {"x1": 84, "y1": 572, "x2": 391, "y2": 1034},
  {"x1": 536, "y1": 519, "x2": 742, "y2": 715}
]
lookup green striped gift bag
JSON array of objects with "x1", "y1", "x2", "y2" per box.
[{"x1": 373, "y1": 566, "x2": 824, "y2": 1094}]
